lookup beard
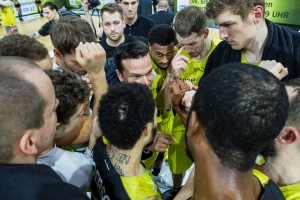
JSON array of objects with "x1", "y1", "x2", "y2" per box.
[{"x1": 144, "y1": 126, "x2": 157, "y2": 149}]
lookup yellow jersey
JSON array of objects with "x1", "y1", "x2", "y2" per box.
[{"x1": 1, "y1": 3, "x2": 17, "y2": 26}]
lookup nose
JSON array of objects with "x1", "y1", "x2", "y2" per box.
[
  {"x1": 185, "y1": 46, "x2": 191, "y2": 53},
  {"x1": 111, "y1": 24, "x2": 115, "y2": 31},
  {"x1": 219, "y1": 27, "x2": 228, "y2": 40},
  {"x1": 161, "y1": 56, "x2": 168, "y2": 63},
  {"x1": 141, "y1": 75, "x2": 149, "y2": 86},
  {"x1": 128, "y1": 4, "x2": 132, "y2": 10}
]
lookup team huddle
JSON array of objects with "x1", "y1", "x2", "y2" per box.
[{"x1": 0, "y1": 0, "x2": 300, "y2": 200}]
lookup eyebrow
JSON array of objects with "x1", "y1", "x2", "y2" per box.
[
  {"x1": 217, "y1": 20, "x2": 235, "y2": 26},
  {"x1": 130, "y1": 68, "x2": 152, "y2": 76}
]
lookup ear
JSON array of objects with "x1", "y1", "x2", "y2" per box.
[
  {"x1": 277, "y1": 127, "x2": 300, "y2": 144},
  {"x1": 122, "y1": 20, "x2": 126, "y2": 28},
  {"x1": 148, "y1": 42, "x2": 152, "y2": 51},
  {"x1": 19, "y1": 130, "x2": 38, "y2": 156},
  {"x1": 53, "y1": 48, "x2": 63, "y2": 60},
  {"x1": 253, "y1": 5, "x2": 264, "y2": 24},
  {"x1": 116, "y1": 69, "x2": 124, "y2": 82},
  {"x1": 186, "y1": 111, "x2": 200, "y2": 139},
  {"x1": 143, "y1": 122, "x2": 152, "y2": 138},
  {"x1": 203, "y1": 28, "x2": 209, "y2": 39}
]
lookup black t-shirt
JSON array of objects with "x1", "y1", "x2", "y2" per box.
[
  {"x1": 0, "y1": 164, "x2": 90, "y2": 200},
  {"x1": 38, "y1": 11, "x2": 80, "y2": 36},
  {"x1": 91, "y1": 138, "x2": 130, "y2": 200}
]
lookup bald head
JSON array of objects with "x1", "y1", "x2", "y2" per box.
[
  {"x1": 0, "y1": 56, "x2": 49, "y2": 163},
  {"x1": 158, "y1": 0, "x2": 168, "y2": 9}
]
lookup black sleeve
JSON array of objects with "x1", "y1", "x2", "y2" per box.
[{"x1": 38, "y1": 22, "x2": 51, "y2": 36}]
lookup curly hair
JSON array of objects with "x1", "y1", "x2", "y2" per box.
[
  {"x1": 174, "y1": 6, "x2": 207, "y2": 37},
  {"x1": 148, "y1": 24, "x2": 176, "y2": 46},
  {"x1": 189, "y1": 63, "x2": 289, "y2": 172},
  {"x1": 206, "y1": 0, "x2": 265, "y2": 20},
  {"x1": 44, "y1": 70, "x2": 90, "y2": 125},
  {"x1": 0, "y1": 34, "x2": 49, "y2": 62},
  {"x1": 99, "y1": 82, "x2": 155, "y2": 150}
]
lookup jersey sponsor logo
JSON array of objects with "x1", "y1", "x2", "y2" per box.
[
  {"x1": 180, "y1": 78, "x2": 196, "y2": 83},
  {"x1": 194, "y1": 67, "x2": 205, "y2": 73}
]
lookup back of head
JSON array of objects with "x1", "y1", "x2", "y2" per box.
[
  {"x1": 0, "y1": 56, "x2": 45, "y2": 163},
  {"x1": 44, "y1": 70, "x2": 90, "y2": 125},
  {"x1": 100, "y1": 3, "x2": 124, "y2": 20},
  {"x1": 50, "y1": 15, "x2": 96, "y2": 56},
  {"x1": 114, "y1": 40, "x2": 149, "y2": 73},
  {"x1": 158, "y1": 0, "x2": 168, "y2": 9},
  {"x1": 148, "y1": 24, "x2": 176, "y2": 46},
  {"x1": 99, "y1": 82, "x2": 155, "y2": 150},
  {"x1": 42, "y1": 1, "x2": 58, "y2": 11},
  {"x1": 206, "y1": 0, "x2": 265, "y2": 20},
  {"x1": 191, "y1": 63, "x2": 289, "y2": 172},
  {"x1": 174, "y1": 5, "x2": 207, "y2": 37},
  {"x1": 261, "y1": 78, "x2": 300, "y2": 158},
  {"x1": 0, "y1": 34, "x2": 49, "y2": 63}
]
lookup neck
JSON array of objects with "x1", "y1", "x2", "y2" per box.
[
  {"x1": 193, "y1": 147, "x2": 261, "y2": 199},
  {"x1": 53, "y1": 12, "x2": 60, "y2": 22},
  {"x1": 264, "y1": 153, "x2": 300, "y2": 186},
  {"x1": 194, "y1": 37, "x2": 212, "y2": 60},
  {"x1": 106, "y1": 143, "x2": 144, "y2": 176},
  {"x1": 157, "y1": 8, "x2": 167, "y2": 11},
  {"x1": 242, "y1": 19, "x2": 268, "y2": 63},
  {"x1": 125, "y1": 14, "x2": 138, "y2": 26},
  {"x1": 40, "y1": 142, "x2": 55, "y2": 156},
  {"x1": 106, "y1": 34, "x2": 125, "y2": 47}
]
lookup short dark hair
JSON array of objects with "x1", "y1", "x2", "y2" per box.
[
  {"x1": 148, "y1": 24, "x2": 176, "y2": 46},
  {"x1": 114, "y1": 40, "x2": 149, "y2": 73},
  {"x1": 174, "y1": 6, "x2": 207, "y2": 37},
  {"x1": 261, "y1": 78, "x2": 300, "y2": 158},
  {"x1": 42, "y1": 1, "x2": 58, "y2": 11},
  {"x1": 189, "y1": 63, "x2": 289, "y2": 172},
  {"x1": 0, "y1": 56, "x2": 46, "y2": 163},
  {"x1": 50, "y1": 16, "x2": 96, "y2": 56},
  {"x1": 99, "y1": 82, "x2": 155, "y2": 150},
  {"x1": 206, "y1": 0, "x2": 265, "y2": 20},
  {"x1": 44, "y1": 70, "x2": 90, "y2": 125},
  {"x1": 101, "y1": 3, "x2": 123, "y2": 20},
  {"x1": 0, "y1": 34, "x2": 49, "y2": 62}
]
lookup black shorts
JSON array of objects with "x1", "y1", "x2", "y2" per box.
[
  {"x1": 35, "y1": 0, "x2": 42, "y2": 4},
  {"x1": 14, "y1": 3, "x2": 21, "y2": 8}
]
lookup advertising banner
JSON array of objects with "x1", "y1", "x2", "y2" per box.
[{"x1": 176, "y1": 0, "x2": 299, "y2": 26}]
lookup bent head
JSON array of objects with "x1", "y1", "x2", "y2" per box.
[
  {"x1": 0, "y1": 34, "x2": 52, "y2": 70},
  {"x1": 0, "y1": 56, "x2": 58, "y2": 164},
  {"x1": 148, "y1": 24, "x2": 176, "y2": 70},
  {"x1": 50, "y1": 16, "x2": 97, "y2": 76},
  {"x1": 173, "y1": 6, "x2": 208, "y2": 58},
  {"x1": 99, "y1": 83, "x2": 156, "y2": 150},
  {"x1": 119, "y1": 0, "x2": 139, "y2": 20},
  {"x1": 261, "y1": 78, "x2": 300, "y2": 158},
  {"x1": 44, "y1": 70, "x2": 90, "y2": 138},
  {"x1": 186, "y1": 63, "x2": 289, "y2": 172},
  {"x1": 115, "y1": 40, "x2": 153, "y2": 89},
  {"x1": 206, "y1": 0, "x2": 265, "y2": 50},
  {"x1": 42, "y1": 2, "x2": 58, "y2": 21}
]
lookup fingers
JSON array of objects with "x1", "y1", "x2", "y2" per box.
[{"x1": 259, "y1": 60, "x2": 288, "y2": 80}]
